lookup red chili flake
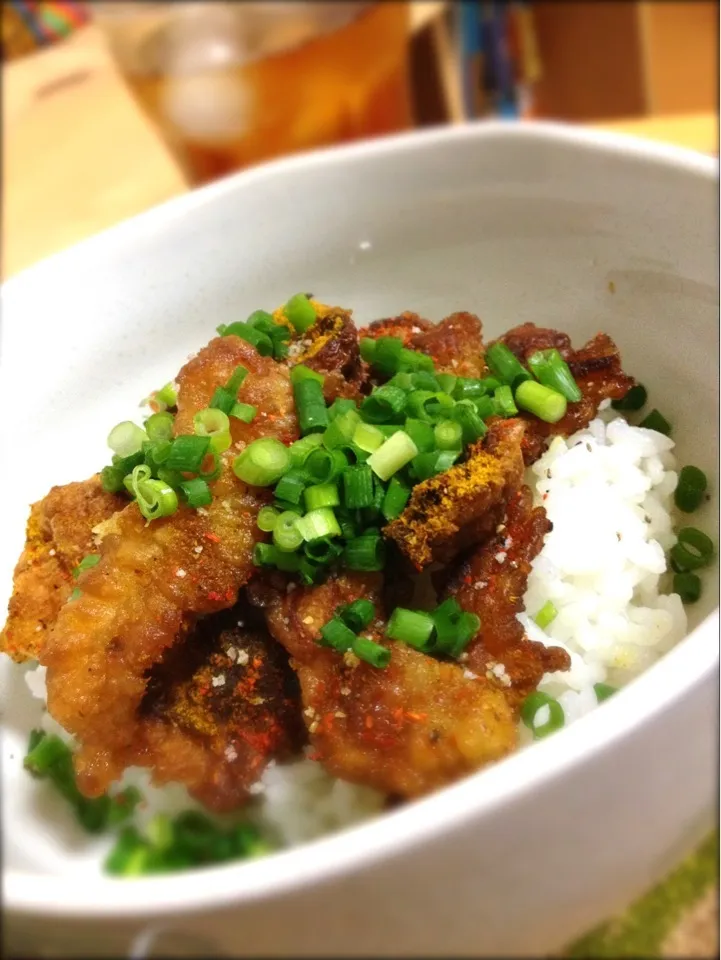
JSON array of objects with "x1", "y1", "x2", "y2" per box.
[
  {"x1": 406, "y1": 711, "x2": 427, "y2": 722},
  {"x1": 204, "y1": 532, "x2": 221, "y2": 543},
  {"x1": 463, "y1": 575, "x2": 473, "y2": 585},
  {"x1": 307, "y1": 751, "x2": 322, "y2": 762},
  {"x1": 364, "y1": 715, "x2": 374, "y2": 729},
  {"x1": 207, "y1": 591, "x2": 223, "y2": 601},
  {"x1": 225, "y1": 589, "x2": 234, "y2": 602}
]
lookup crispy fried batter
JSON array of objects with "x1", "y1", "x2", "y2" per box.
[
  {"x1": 292, "y1": 305, "x2": 369, "y2": 402},
  {"x1": 384, "y1": 419, "x2": 526, "y2": 570},
  {"x1": 139, "y1": 607, "x2": 304, "y2": 811},
  {"x1": 251, "y1": 572, "x2": 517, "y2": 798},
  {"x1": 362, "y1": 311, "x2": 485, "y2": 378},
  {"x1": 0, "y1": 477, "x2": 124, "y2": 662},
  {"x1": 446, "y1": 486, "x2": 570, "y2": 708},
  {"x1": 491, "y1": 326, "x2": 635, "y2": 463},
  {"x1": 41, "y1": 337, "x2": 299, "y2": 797}
]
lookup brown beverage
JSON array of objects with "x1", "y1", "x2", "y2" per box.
[{"x1": 95, "y1": 2, "x2": 412, "y2": 185}]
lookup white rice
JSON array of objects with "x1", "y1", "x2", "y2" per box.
[{"x1": 21, "y1": 408, "x2": 686, "y2": 848}]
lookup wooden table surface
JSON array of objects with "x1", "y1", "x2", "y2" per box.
[{"x1": 3, "y1": 23, "x2": 717, "y2": 278}]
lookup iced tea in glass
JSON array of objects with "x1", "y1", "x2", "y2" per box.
[{"x1": 94, "y1": 2, "x2": 412, "y2": 184}]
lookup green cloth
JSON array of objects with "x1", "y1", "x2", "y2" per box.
[{"x1": 566, "y1": 833, "x2": 718, "y2": 957}]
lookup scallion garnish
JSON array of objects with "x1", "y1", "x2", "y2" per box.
[
  {"x1": 179, "y1": 478, "x2": 212, "y2": 509},
  {"x1": 381, "y1": 476, "x2": 411, "y2": 521},
  {"x1": 451, "y1": 401, "x2": 487, "y2": 445},
  {"x1": 485, "y1": 342, "x2": 531, "y2": 388},
  {"x1": 304, "y1": 482, "x2": 340, "y2": 512},
  {"x1": 337, "y1": 598, "x2": 375, "y2": 632},
  {"x1": 319, "y1": 617, "x2": 356, "y2": 652},
  {"x1": 433, "y1": 418, "x2": 463, "y2": 451},
  {"x1": 165, "y1": 435, "x2": 211, "y2": 473},
  {"x1": 108, "y1": 421, "x2": 148, "y2": 458},
  {"x1": 155, "y1": 382, "x2": 178, "y2": 409},
  {"x1": 274, "y1": 469, "x2": 308, "y2": 505},
  {"x1": 360, "y1": 384, "x2": 407, "y2": 424},
  {"x1": 342, "y1": 464, "x2": 375, "y2": 509},
  {"x1": 593, "y1": 683, "x2": 618, "y2": 703},
  {"x1": 194, "y1": 408, "x2": 231, "y2": 453},
  {"x1": 305, "y1": 447, "x2": 348, "y2": 484},
  {"x1": 352, "y1": 422, "x2": 385, "y2": 454},
  {"x1": 493, "y1": 384, "x2": 518, "y2": 418},
  {"x1": 611, "y1": 383, "x2": 647, "y2": 411},
  {"x1": 225, "y1": 365, "x2": 249, "y2": 395},
  {"x1": 273, "y1": 511, "x2": 304, "y2": 552},
  {"x1": 296, "y1": 507, "x2": 341, "y2": 543},
  {"x1": 386, "y1": 607, "x2": 435, "y2": 651},
  {"x1": 144, "y1": 411, "x2": 175, "y2": 442},
  {"x1": 527, "y1": 348, "x2": 582, "y2": 403},
  {"x1": 230, "y1": 403, "x2": 257, "y2": 423},
  {"x1": 520, "y1": 692, "x2": 565, "y2": 739},
  {"x1": 670, "y1": 527, "x2": 714, "y2": 571},
  {"x1": 533, "y1": 600, "x2": 558, "y2": 630},
  {"x1": 73, "y1": 554, "x2": 100, "y2": 578},
  {"x1": 673, "y1": 571, "x2": 702, "y2": 604},
  {"x1": 219, "y1": 322, "x2": 273, "y2": 356},
  {"x1": 674, "y1": 465, "x2": 708, "y2": 513},
  {"x1": 285, "y1": 293, "x2": 317, "y2": 333},
  {"x1": 232, "y1": 437, "x2": 291, "y2": 487},
  {"x1": 293, "y1": 378, "x2": 329, "y2": 436},
  {"x1": 352, "y1": 635, "x2": 390, "y2": 668},
  {"x1": 639, "y1": 409, "x2": 671, "y2": 436},
  {"x1": 514, "y1": 381, "x2": 567, "y2": 424},
  {"x1": 343, "y1": 533, "x2": 386, "y2": 571},
  {"x1": 257, "y1": 506, "x2": 279, "y2": 532},
  {"x1": 367, "y1": 430, "x2": 418, "y2": 481}
]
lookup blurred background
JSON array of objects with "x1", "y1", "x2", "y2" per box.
[{"x1": 2, "y1": 0, "x2": 718, "y2": 277}]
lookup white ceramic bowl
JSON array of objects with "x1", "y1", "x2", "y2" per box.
[{"x1": 2, "y1": 122, "x2": 718, "y2": 958}]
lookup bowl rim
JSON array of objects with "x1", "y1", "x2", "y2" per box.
[{"x1": 3, "y1": 121, "x2": 718, "y2": 917}]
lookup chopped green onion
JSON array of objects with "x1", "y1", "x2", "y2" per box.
[
  {"x1": 342, "y1": 464, "x2": 374, "y2": 508},
  {"x1": 674, "y1": 466, "x2": 708, "y2": 513},
  {"x1": 398, "y1": 347, "x2": 434, "y2": 373},
  {"x1": 299, "y1": 556, "x2": 323, "y2": 585},
  {"x1": 274, "y1": 550, "x2": 302, "y2": 572},
  {"x1": 198, "y1": 451, "x2": 221, "y2": 482},
  {"x1": 527, "y1": 349, "x2": 583, "y2": 403},
  {"x1": 673, "y1": 571, "x2": 702, "y2": 604},
  {"x1": 274, "y1": 498, "x2": 304, "y2": 515},
  {"x1": 285, "y1": 293, "x2": 317, "y2": 333},
  {"x1": 304, "y1": 482, "x2": 340, "y2": 512},
  {"x1": 343, "y1": 534, "x2": 386, "y2": 571},
  {"x1": 257, "y1": 506, "x2": 279, "y2": 532},
  {"x1": 253, "y1": 542, "x2": 279, "y2": 567},
  {"x1": 533, "y1": 600, "x2": 558, "y2": 630},
  {"x1": 68, "y1": 587, "x2": 82, "y2": 602},
  {"x1": 593, "y1": 683, "x2": 618, "y2": 703},
  {"x1": 515, "y1": 381, "x2": 567, "y2": 424},
  {"x1": 359, "y1": 337, "x2": 377, "y2": 363},
  {"x1": 337, "y1": 598, "x2": 376, "y2": 632},
  {"x1": 225, "y1": 365, "x2": 249, "y2": 395},
  {"x1": 289, "y1": 433, "x2": 324, "y2": 467},
  {"x1": 451, "y1": 401, "x2": 487, "y2": 445},
  {"x1": 73, "y1": 554, "x2": 100, "y2": 578},
  {"x1": 436, "y1": 373, "x2": 457, "y2": 394},
  {"x1": 306, "y1": 447, "x2": 348, "y2": 483},
  {"x1": 472, "y1": 395, "x2": 496, "y2": 420},
  {"x1": 323, "y1": 408, "x2": 361, "y2": 449},
  {"x1": 367, "y1": 430, "x2": 418, "y2": 481},
  {"x1": 382, "y1": 476, "x2": 411, "y2": 521},
  {"x1": 360, "y1": 385, "x2": 407, "y2": 424},
  {"x1": 353, "y1": 422, "x2": 385, "y2": 453},
  {"x1": 108, "y1": 421, "x2": 148, "y2": 458},
  {"x1": 319, "y1": 617, "x2": 356, "y2": 652},
  {"x1": 246, "y1": 309, "x2": 275, "y2": 332},
  {"x1": 194, "y1": 408, "x2": 231, "y2": 453},
  {"x1": 155, "y1": 382, "x2": 178, "y2": 409},
  {"x1": 304, "y1": 537, "x2": 341, "y2": 564},
  {"x1": 452, "y1": 377, "x2": 486, "y2": 401},
  {"x1": 387, "y1": 371, "x2": 415, "y2": 392},
  {"x1": 290, "y1": 365, "x2": 324, "y2": 388},
  {"x1": 274, "y1": 469, "x2": 307, "y2": 505},
  {"x1": 220, "y1": 322, "x2": 273, "y2": 356},
  {"x1": 232, "y1": 437, "x2": 291, "y2": 487},
  {"x1": 520, "y1": 691, "x2": 565, "y2": 739},
  {"x1": 639, "y1": 409, "x2": 671, "y2": 436},
  {"x1": 166, "y1": 435, "x2": 211, "y2": 473},
  {"x1": 372, "y1": 336, "x2": 403, "y2": 376},
  {"x1": 328, "y1": 397, "x2": 358, "y2": 421},
  {"x1": 403, "y1": 418, "x2": 435, "y2": 453},
  {"x1": 296, "y1": 507, "x2": 341, "y2": 542},
  {"x1": 24, "y1": 731, "x2": 70, "y2": 775},
  {"x1": 670, "y1": 527, "x2": 714, "y2": 571},
  {"x1": 434, "y1": 419, "x2": 463, "y2": 451},
  {"x1": 612, "y1": 383, "x2": 647, "y2": 411},
  {"x1": 145, "y1": 412, "x2": 175, "y2": 442},
  {"x1": 101, "y1": 464, "x2": 126, "y2": 494},
  {"x1": 209, "y1": 386, "x2": 235, "y2": 415},
  {"x1": 352, "y1": 635, "x2": 391, "y2": 668},
  {"x1": 406, "y1": 389, "x2": 454, "y2": 423},
  {"x1": 273, "y1": 511, "x2": 304, "y2": 552},
  {"x1": 411, "y1": 449, "x2": 459, "y2": 481},
  {"x1": 493, "y1": 385, "x2": 518, "y2": 417},
  {"x1": 386, "y1": 607, "x2": 435, "y2": 651},
  {"x1": 294, "y1": 378, "x2": 329, "y2": 435},
  {"x1": 179, "y1": 478, "x2": 212, "y2": 509},
  {"x1": 410, "y1": 371, "x2": 441, "y2": 392},
  {"x1": 230, "y1": 402, "x2": 257, "y2": 423},
  {"x1": 136, "y1": 478, "x2": 179, "y2": 521},
  {"x1": 485, "y1": 342, "x2": 531, "y2": 387}
]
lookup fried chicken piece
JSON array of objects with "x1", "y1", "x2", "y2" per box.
[
  {"x1": 384, "y1": 418, "x2": 526, "y2": 571},
  {"x1": 490, "y1": 326, "x2": 635, "y2": 463},
  {"x1": 251, "y1": 573, "x2": 517, "y2": 798},
  {"x1": 41, "y1": 336, "x2": 299, "y2": 797},
  {"x1": 139, "y1": 606, "x2": 304, "y2": 811},
  {"x1": 0, "y1": 477, "x2": 124, "y2": 662},
  {"x1": 362, "y1": 311, "x2": 485, "y2": 378},
  {"x1": 291, "y1": 305, "x2": 369, "y2": 403},
  {"x1": 446, "y1": 486, "x2": 570, "y2": 709}
]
